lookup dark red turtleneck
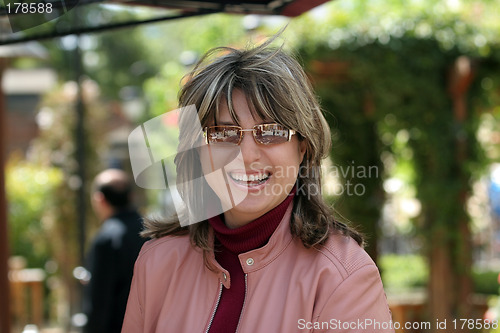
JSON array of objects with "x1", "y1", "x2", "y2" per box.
[{"x1": 207, "y1": 188, "x2": 295, "y2": 333}]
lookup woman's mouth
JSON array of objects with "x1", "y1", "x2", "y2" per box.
[{"x1": 228, "y1": 171, "x2": 271, "y2": 187}]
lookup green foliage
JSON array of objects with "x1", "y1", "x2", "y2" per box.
[
  {"x1": 381, "y1": 255, "x2": 500, "y2": 295},
  {"x1": 143, "y1": 61, "x2": 185, "y2": 118},
  {"x1": 38, "y1": 7, "x2": 165, "y2": 100},
  {"x1": 473, "y1": 270, "x2": 500, "y2": 296},
  {"x1": 40, "y1": 12, "x2": 250, "y2": 104},
  {"x1": 14, "y1": 80, "x2": 109, "y2": 327},
  {"x1": 152, "y1": 14, "x2": 248, "y2": 56},
  {"x1": 142, "y1": 14, "x2": 249, "y2": 118},
  {"x1": 292, "y1": 1, "x2": 500, "y2": 317},
  {"x1": 6, "y1": 156, "x2": 63, "y2": 268},
  {"x1": 84, "y1": 29, "x2": 159, "y2": 100},
  {"x1": 380, "y1": 254, "x2": 428, "y2": 291}
]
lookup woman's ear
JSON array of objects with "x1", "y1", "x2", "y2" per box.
[{"x1": 298, "y1": 140, "x2": 307, "y2": 162}]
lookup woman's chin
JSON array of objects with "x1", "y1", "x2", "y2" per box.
[{"x1": 226, "y1": 194, "x2": 283, "y2": 221}]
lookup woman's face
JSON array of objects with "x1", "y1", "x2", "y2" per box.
[{"x1": 199, "y1": 89, "x2": 306, "y2": 228}]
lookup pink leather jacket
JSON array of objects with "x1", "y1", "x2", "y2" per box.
[{"x1": 122, "y1": 205, "x2": 394, "y2": 333}]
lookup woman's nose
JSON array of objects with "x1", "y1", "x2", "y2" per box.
[{"x1": 239, "y1": 131, "x2": 261, "y2": 163}]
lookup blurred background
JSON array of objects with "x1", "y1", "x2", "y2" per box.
[{"x1": 1, "y1": 0, "x2": 500, "y2": 332}]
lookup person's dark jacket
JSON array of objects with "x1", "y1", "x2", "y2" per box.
[{"x1": 83, "y1": 209, "x2": 145, "y2": 333}]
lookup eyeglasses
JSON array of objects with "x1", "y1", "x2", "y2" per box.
[{"x1": 203, "y1": 123, "x2": 297, "y2": 146}]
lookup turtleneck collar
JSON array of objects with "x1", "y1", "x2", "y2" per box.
[{"x1": 208, "y1": 187, "x2": 296, "y2": 254}]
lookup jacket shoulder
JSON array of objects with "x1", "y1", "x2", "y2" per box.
[
  {"x1": 135, "y1": 234, "x2": 198, "y2": 267},
  {"x1": 314, "y1": 232, "x2": 376, "y2": 279}
]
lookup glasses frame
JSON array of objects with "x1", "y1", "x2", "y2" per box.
[{"x1": 203, "y1": 123, "x2": 297, "y2": 146}]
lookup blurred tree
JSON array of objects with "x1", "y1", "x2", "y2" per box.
[
  {"x1": 6, "y1": 155, "x2": 63, "y2": 268},
  {"x1": 37, "y1": 6, "x2": 163, "y2": 100},
  {"x1": 291, "y1": 0, "x2": 500, "y2": 328},
  {"x1": 26, "y1": 79, "x2": 108, "y2": 328},
  {"x1": 37, "y1": 10, "x2": 249, "y2": 105},
  {"x1": 142, "y1": 14, "x2": 248, "y2": 118},
  {"x1": 11, "y1": 0, "x2": 500, "y2": 327},
  {"x1": 7, "y1": 13, "x2": 249, "y2": 326}
]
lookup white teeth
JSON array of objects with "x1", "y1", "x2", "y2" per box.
[{"x1": 230, "y1": 173, "x2": 269, "y2": 182}]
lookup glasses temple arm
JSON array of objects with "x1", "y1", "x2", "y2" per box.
[{"x1": 203, "y1": 128, "x2": 209, "y2": 144}]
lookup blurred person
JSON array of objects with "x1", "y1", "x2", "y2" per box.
[
  {"x1": 122, "y1": 35, "x2": 393, "y2": 332},
  {"x1": 83, "y1": 168, "x2": 145, "y2": 333}
]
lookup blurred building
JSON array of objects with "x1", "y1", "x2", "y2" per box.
[{"x1": 2, "y1": 68, "x2": 57, "y2": 157}]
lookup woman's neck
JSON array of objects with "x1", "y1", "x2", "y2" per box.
[
  {"x1": 209, "y1": 190, "x2": 295, "y2": 253},
  {"x1": 222, "y1": 211, "x2": 261, "y2": 229}
]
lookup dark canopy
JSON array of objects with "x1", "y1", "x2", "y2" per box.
[{"x1": 0, "y1": 0, "x2": 329, "y2": 45}]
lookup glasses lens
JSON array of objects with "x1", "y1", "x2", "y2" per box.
[
  {"x1": 255, "y1": 124, "x2": 290, "y2": 145},
  {"x1": 207, "y1": 126, "x2": 241, "y2": 145}
]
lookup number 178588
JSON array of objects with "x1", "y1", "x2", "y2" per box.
[
  {"x1": 452, "y1": 319, "x2": 498, "y2": 330},
  {"x1": 6, "y1": 2, "x2": 53, "y2": 14}
]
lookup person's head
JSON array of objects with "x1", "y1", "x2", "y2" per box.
[
  {"x1": 143, "y1": 36, "x2": 362, "y2": 252},
  {"x1": 180, "y1": 39, "x2": 331, "y2": 165},
  {"x1": 177, "y1": 38, "x2": 332, "y2": 227},
  {"x1": 91, "y1": 169, "x2": 132, "y2": 220}
]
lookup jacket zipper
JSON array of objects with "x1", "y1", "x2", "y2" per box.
[
  {"x1": 205, "y1": 282, "x2": 223, "y2": 333},
  {"x1": 235, "y1": 274, "x2": 248, "y2": 333}
]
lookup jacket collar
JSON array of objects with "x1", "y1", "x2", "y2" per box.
[{"x1": 207, "y1": 202, "x2": 294, "y2": 288}]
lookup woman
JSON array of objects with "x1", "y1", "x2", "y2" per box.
[{"x1": 122, "y1": 37, "x2": 394, "y2": 333}]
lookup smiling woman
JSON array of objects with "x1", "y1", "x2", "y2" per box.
[
  {"x1": 198, "y1": 89, "x2": 306, "y2": 228},
  {"x1": 122, "y1": 34, "x2": 394, "y2": 333}
]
